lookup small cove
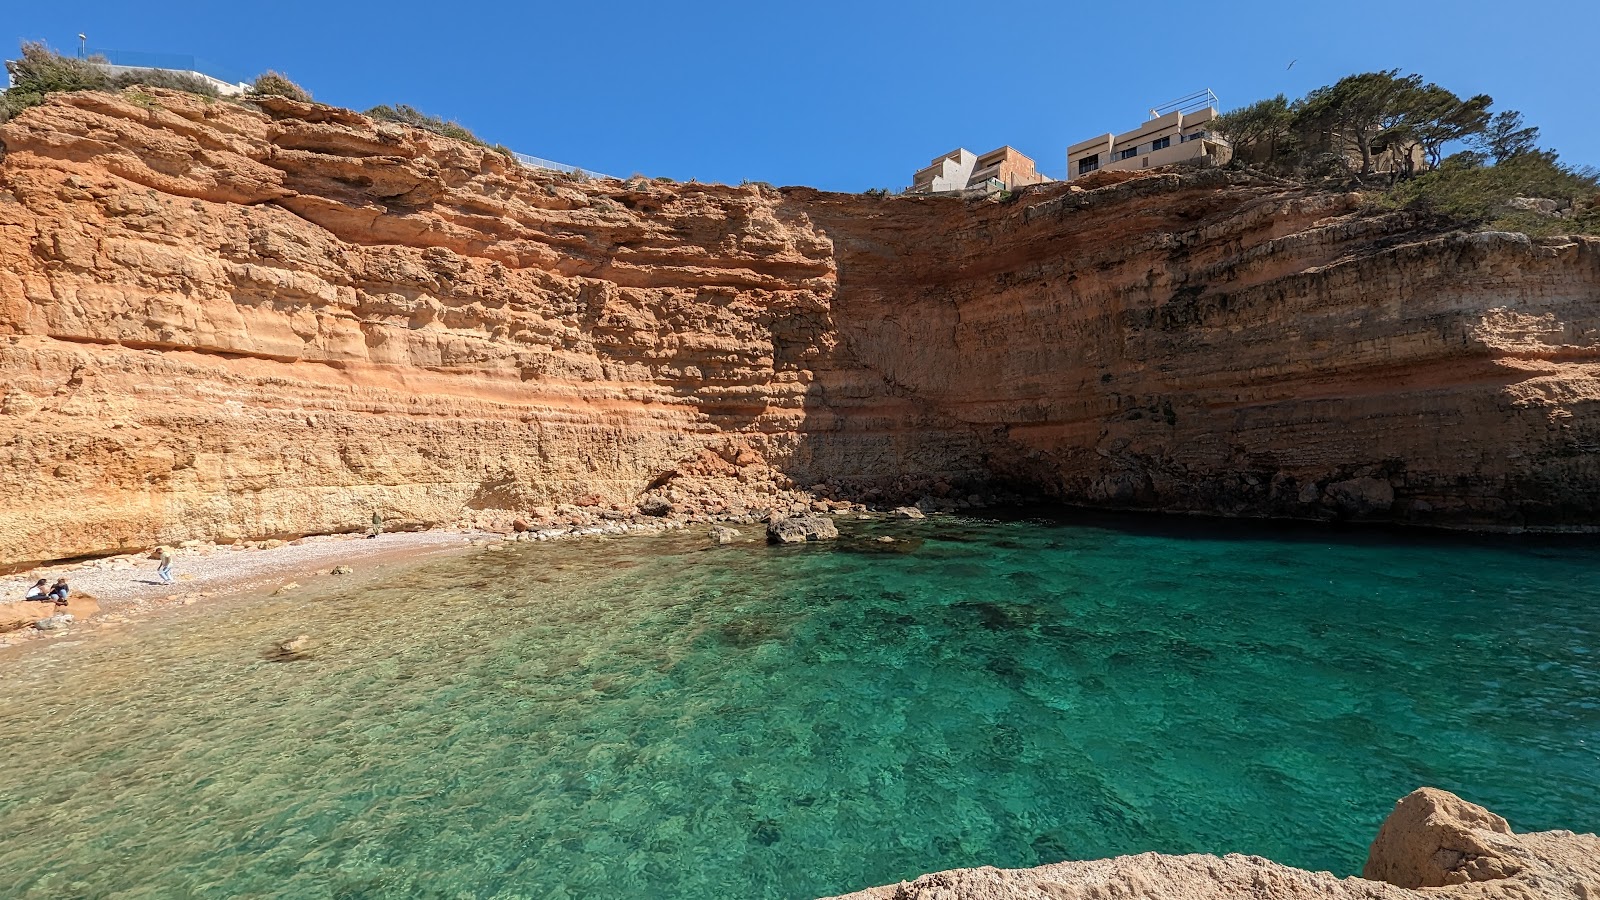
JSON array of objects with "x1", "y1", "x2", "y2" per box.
[{"x1": 0, "y1": 513, "x2": 1596, "y2": 899}]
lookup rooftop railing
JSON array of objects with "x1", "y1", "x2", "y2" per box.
[
  {"x1": 511, "y1": 152, "x2": 615, "y2": 181},
  {"x1": 1147, "y1": 88, "x2": 1220, "y2": 119},
  {"x1": 86, "y1": 48, "x2": 245, "y2": 85}
]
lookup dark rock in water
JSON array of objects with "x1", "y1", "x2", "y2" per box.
[
  {"x1": 751, "y1": 817, "x2": 782, "y2": 846},
  {"x1": 766, "y1": 515, "x2": 838, "y2": 544}
]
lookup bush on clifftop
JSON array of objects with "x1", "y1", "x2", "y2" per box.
[
  {"x1": 1380, "y1": 153, "x2": 1600, "y2": 237},
  {"x1": 0, "y1": 42, "x2": 110, "y2": 121},
  {"x1": 113, "y1": 67, "x2": 221, "y2": 99},
  {"x1": 249, "y1": 70, "x2": 312, "y2": 102},
  {"x1": 365, "y1": 103, "x2": 485, "y2": 145},
  {"x1": 0, "y1": 41, "x2": 228, "y2": 122}
]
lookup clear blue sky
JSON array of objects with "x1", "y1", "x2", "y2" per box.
[{"x1": 7, "y1": 0, "x2": 1597, "y2": 190}]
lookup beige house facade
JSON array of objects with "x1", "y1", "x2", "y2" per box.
[
  {"x1": 1067, "y1": 90, "x2": 1232, "y2": 181},
  {"x1": 911, "y1": 146, "x2": 1051, "y2": 193}
]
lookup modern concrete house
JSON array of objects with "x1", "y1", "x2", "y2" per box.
[
  {"x1": 1066, "y1": 89, "x2": 1231, "y2": 181},
  {"x1": 910, "y1": 146, "x2": 1051, "y2": 193}
]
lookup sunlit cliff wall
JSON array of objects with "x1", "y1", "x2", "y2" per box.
[{"x1": 1, "y1": 90, "x2": 1595, "y2": 564}]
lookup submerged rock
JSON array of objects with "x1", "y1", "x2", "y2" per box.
[
  {"x1": 766, "y1": 516, "x2": 838, "y2": 544},
  {"x1": 710, "y1": 526, "x2": 741, "y2": 545},
  {"x1": 330, "y1": 565, "x2": 353, "y2": 575},
  {"x1": 264, "y1": 633, "x2": 313, "y2": 662}
]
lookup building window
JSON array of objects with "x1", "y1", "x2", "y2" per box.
[
  {"x1": 1152, "y1": 136, "x2": 1171, "y2": 151},
  {"x1": 1119, "y1": 147, "x2": 1137, "y2": 160},
  {"x1": 1182, "y1": 130, "x2": 1208, "y2": 143},
  {"x1": 1078, "y1": 155, "x2": 1099, "y2": 175}
]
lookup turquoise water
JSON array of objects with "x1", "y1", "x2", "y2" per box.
[{"x1": 0, "y1": 514, "x2": 1597, "y2": 899}]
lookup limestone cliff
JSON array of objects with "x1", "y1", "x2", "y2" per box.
[
  {"x1": 1, "y1": 89, "x2": 1596, "y2": 565},
  {"x1": 824, "y1": 788, "x2": 1600, "y2": 900}
]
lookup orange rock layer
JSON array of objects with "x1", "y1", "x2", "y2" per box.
[{"x1": 1, "y1": 90, "x2": 1597, "y2": 565}]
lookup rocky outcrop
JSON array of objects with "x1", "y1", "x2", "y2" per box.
[
  {"x1": 766, "y1": 515, "x2": 838, "y2": 544},
  {"x1": 826, "y1": 788, "x2": 1600, "y2": 900},
  {"x1": 1, "y1": 88, "x2": 1597, "y2": 565}
]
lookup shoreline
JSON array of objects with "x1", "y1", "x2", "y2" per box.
[{"x1": 0, "y1": 519, "x2": 696, "y2": 652}]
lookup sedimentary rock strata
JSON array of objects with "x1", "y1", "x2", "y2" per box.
[
  {"x1": 825, "y1": 788, "x2": 1600, "y2": 899},
  {"x1": 1, "y1": 88, "x2": 1596, "y2": 565}
]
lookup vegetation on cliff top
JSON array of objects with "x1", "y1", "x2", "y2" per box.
[
  {"x1": 363, "y1": 103, "x2": 487, "y2": 146},
  {"x1": 0, "y1": 44, "x2": 503, "y2": 156},
  {"x1": 249, "y1": 70, "x2": 312, "y2": 102},
  {"x1": 1214, "y1": 70, "x2": 1599, "y2": 235},
  {"x1": 0, "y1": 42, "x2": 319, "y2": 122}
]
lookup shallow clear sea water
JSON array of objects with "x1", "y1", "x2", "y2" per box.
[{"x1": 0, "y1": 514, "x2": 1597, "y2": 899}]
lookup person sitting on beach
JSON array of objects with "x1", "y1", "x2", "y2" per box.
[
  {"x1": 47, "y1": 579, "x2": 69, "y2": 603},
  {"x1": 24, "y1": 579, "x2": 49, "y2": 601}
]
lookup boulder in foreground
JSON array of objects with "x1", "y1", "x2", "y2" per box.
[{"x1": 823, "y1": 788, "x2": 1600, "y2": 899}]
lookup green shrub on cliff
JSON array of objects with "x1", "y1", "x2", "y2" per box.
[
  {"x1": 249, "y1": 70, "x2": 312, "y2": 102},
  {"x1": 0, "y1": 41, "x2": 110, "y2": 121},
  {"x1": 1380, "y1": 152, "x2": 1600, "y2": 236},
  {"x1": 0, "y1": 42, "x2": 230, "y2": 122},
  {"x1": 112, "y1": 67, "x2": 220, "y2": 99},
  {"x1": 365, "y1": 103, "x2": 485, "y2": 145}
]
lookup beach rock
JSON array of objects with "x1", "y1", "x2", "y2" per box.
[
  {"x1": 766, "y1": 516, "x2": 839, "y2": 544},
  {"x1": 825, "y1": 788, "x2": 1600, "y2": 900},
  {"x1": 893, "y1": 507, "x2": 926, "y2": 520},
  {"x1": 511, "y1": 518, "x2": 532, "y2": 532},
  {"x1": 330, "y1": 565, "x2": 353, "y2": 575},
  {"x1": 638, "y1": 498, "x2": 674, "y2": 517},
  {"x1": 272, "y1": 582, "x2": 300, "y2": 595},
  {"x1": 1364, "y1": 787, "x2": 1519, "y2": 887},
  {"x1": 1325, "y1": 477, "x2": 1395, "y2": 516},
  {"x1": 876, "y1": 536, "x2": 896, "y2": 543},
  {"x1": 710, "y1": 526, "x2": 741, "y2": 545},
  {"x1": 33, "y1": 614, "x2": 74, "y2": 630}
]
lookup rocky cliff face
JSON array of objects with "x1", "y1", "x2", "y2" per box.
[
  {"x1": 2, "y1": 89, "x2": 1596, "y2": 565},
  {"x1": 824, "y1": 788, "x2": 1600, "y2": 900}
]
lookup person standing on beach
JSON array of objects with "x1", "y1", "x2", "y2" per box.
[
  {"x1": 156, "y1": 548, "x2": 175, "y2": 585},
  {"x1": 369, "y1": 510, "x2": 384, "y2": 539}
]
